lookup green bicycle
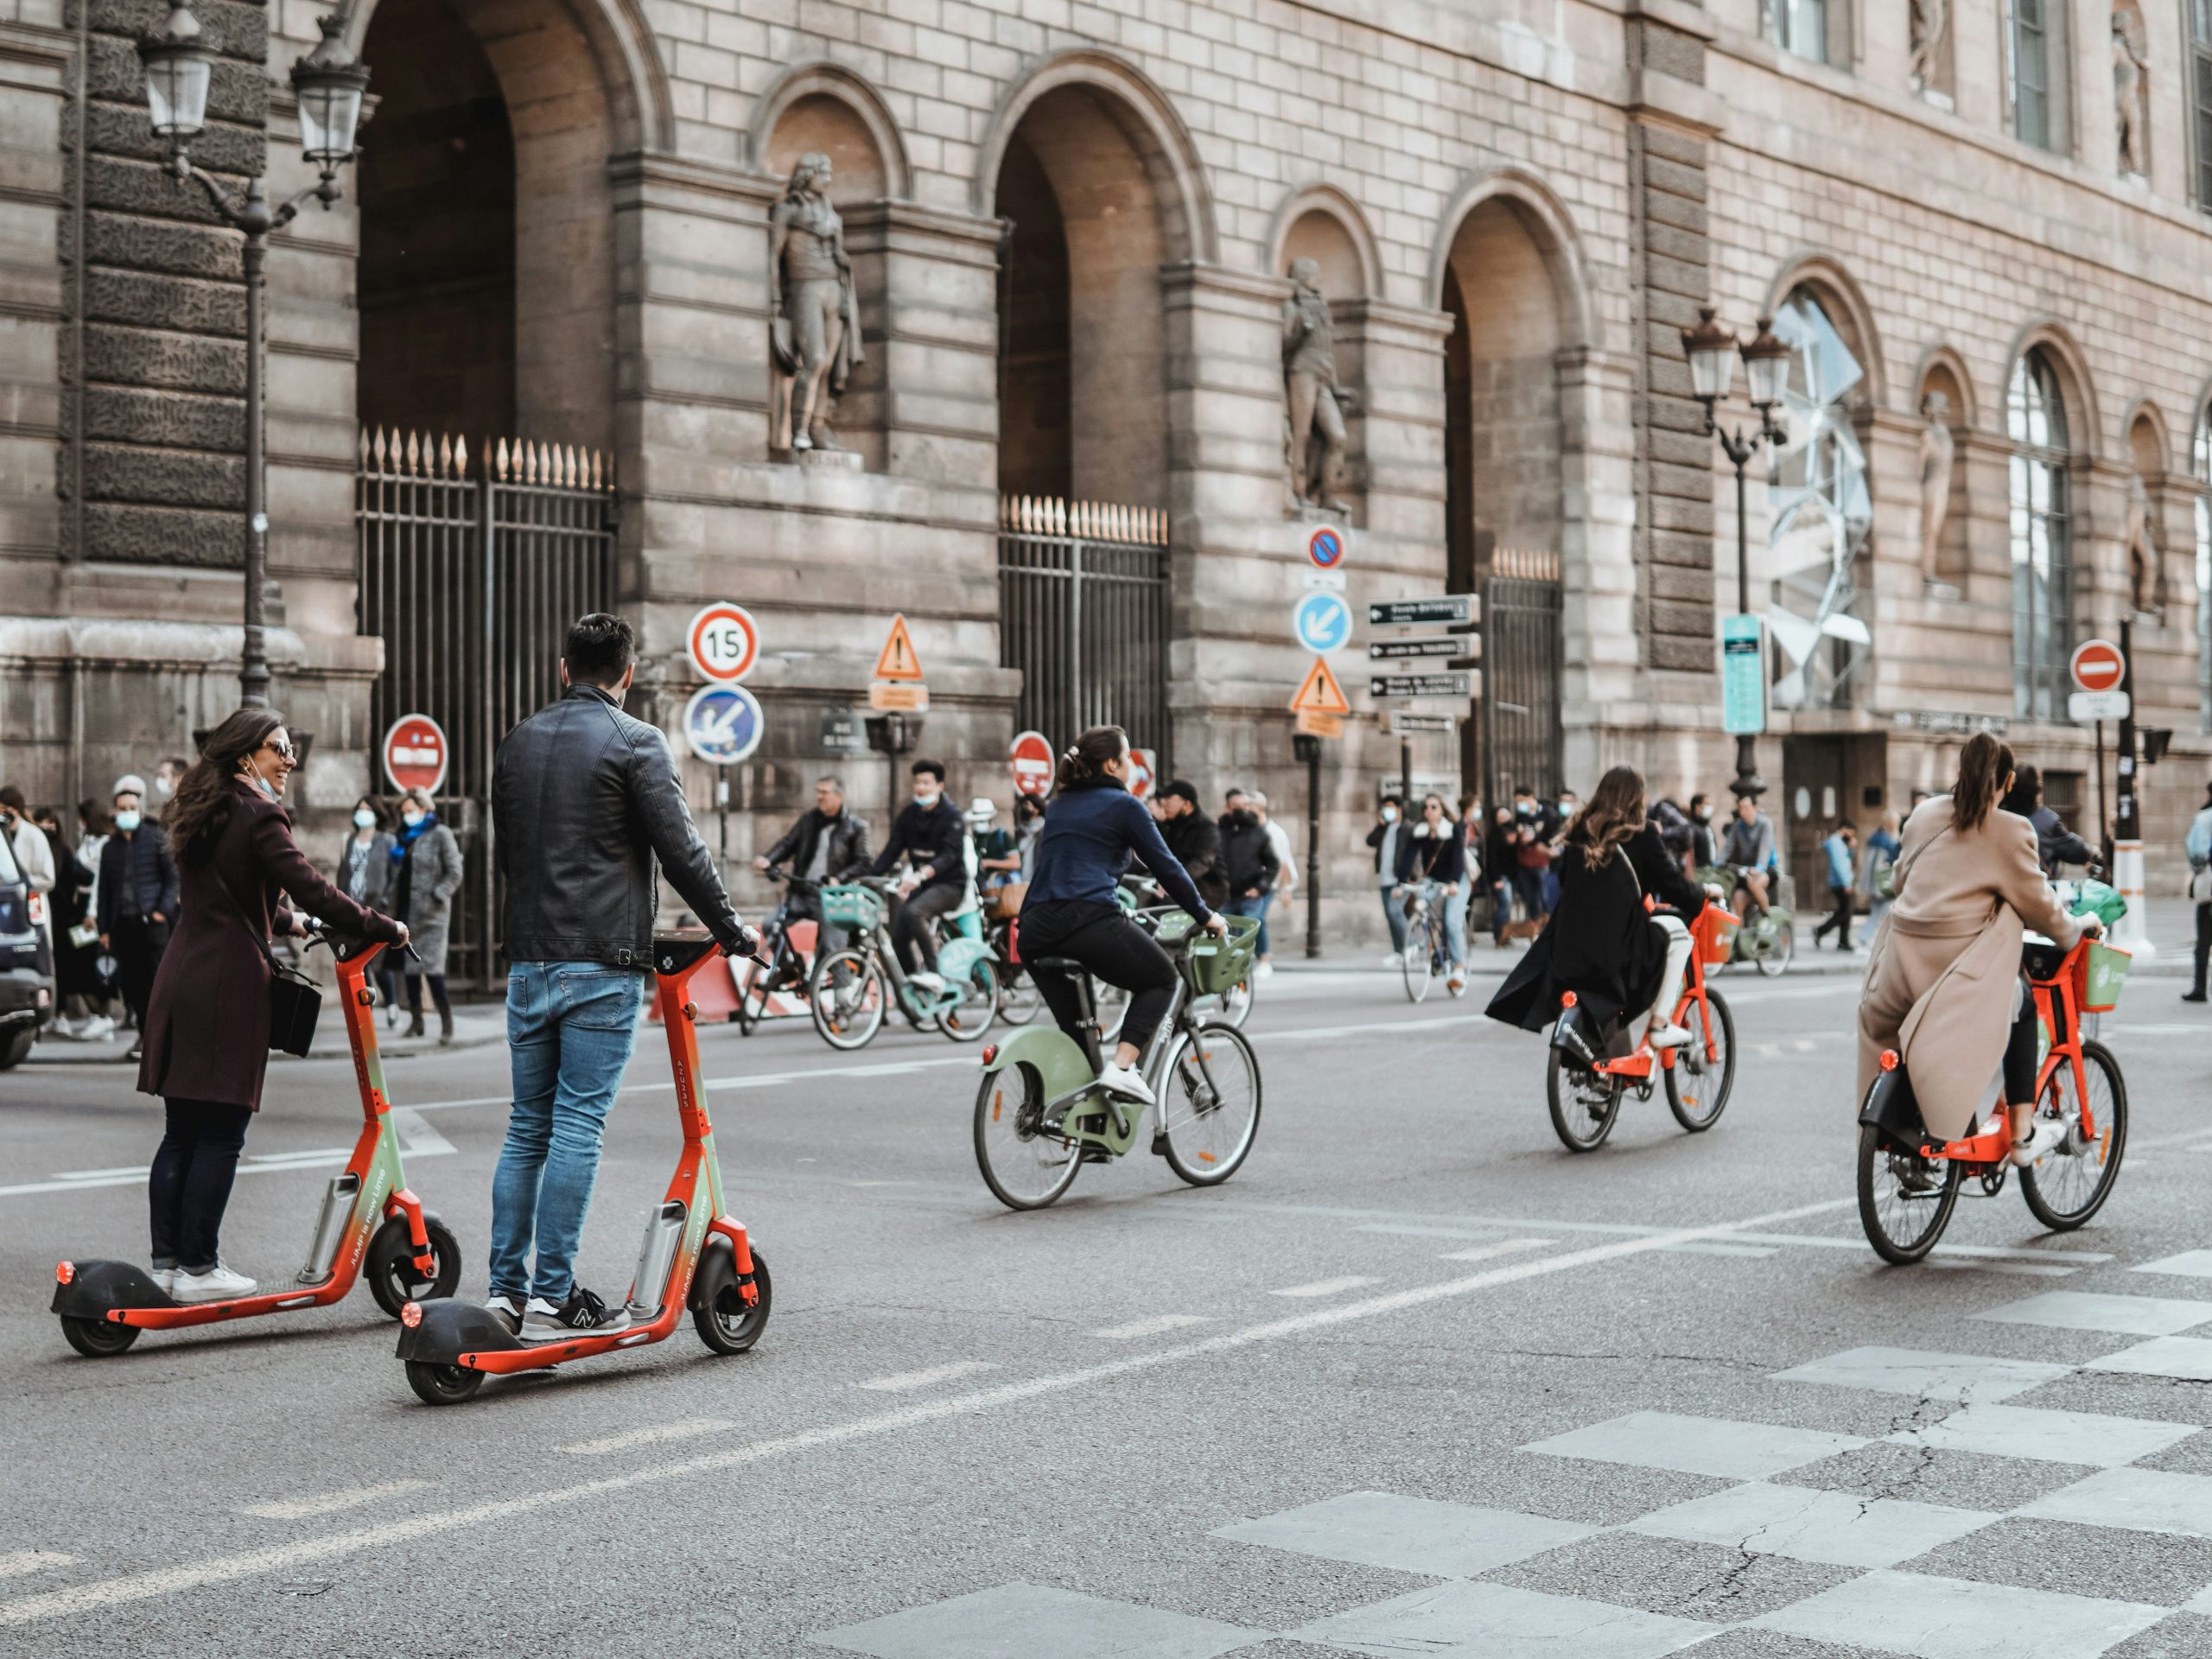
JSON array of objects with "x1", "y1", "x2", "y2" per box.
[
  {"x1": 808, "y1": 877, "x2": 998, "y2": 1050},
  {"x1": 973, "y1": 912, "x2": 1263, "y2": 1211}
]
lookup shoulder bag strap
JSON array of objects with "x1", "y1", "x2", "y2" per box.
[{"x1": 1888, "y1": 823, "x2": 1951, "y2": 899}]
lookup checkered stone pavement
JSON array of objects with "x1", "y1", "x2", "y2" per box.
[{"x1": 811, "y1": 1283, "x2": 2212, "y2": 1658}]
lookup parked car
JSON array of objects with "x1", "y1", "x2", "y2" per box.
[{"x1": 0, "y1": 830, "x2": 53, "y2": 1069}]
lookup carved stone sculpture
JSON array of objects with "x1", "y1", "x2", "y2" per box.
[
  {"x1": 769, "y1": 153, "x2": 863, "y2": 453},
  {"x1": 1281, "y1": 257, "x2": 1351, "y2": 514},
  {"x1": 1909, "y1": 0, "x2": 1948, "y2": 92},
  {"x1": 1916, "y1": 390, "x2": 1955, "y2": 585},
  {"x1": 2113, "y1": 10, "x2": 2149, "y2": 176},
  {"x1": 2124, "y1": 473, "x2": 2165, "y2": 613}
]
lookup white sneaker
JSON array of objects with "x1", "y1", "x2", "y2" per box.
[
  {"x1": 82, "y1": 1014, "x2": 116, "y2": 1041},
  {"x1": 1255, "y1": 961, "x2": 1274, "y2": 981},
  {"x1": 1382, "y1": 952, "x2": 1403, "y2": 968},
  {"x1": 907, "y1": 970, "x2": 945, "y2": 996},
  {"x1": 2012, "y1": 1117, "x2": 2069, "y2": 1166},
  {"x1": 171, "y1": 1262, "x2": 257, "y2": 1302},
  {"x1": 1647, "y1": 1021, "x2": 1694, "y2": 1050},
  {"x1": 1446, "y1": 970, "x2": 1467, "y2": 995},
  {"x1": 149, "y1": 1266, "x2": 175, "y2": 1298},
  {"x1": 1096, "y1": 1063, "x2": 1156, "y2": 1106}
]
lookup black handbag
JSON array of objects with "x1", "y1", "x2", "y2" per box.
[{"x1": 211, "y1": 866, "x2": 321, "y2": 1058}]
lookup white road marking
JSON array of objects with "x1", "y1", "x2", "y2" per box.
[
  {"x1": 0, "y1": 1192, "x2": 1853, "y2": 1627},
  {"x1": 1094, "y1": 1314, "x2": 1210, "y2": 1340},
  {"x1": 239, "y1": 1480, "x2": 432, "y2": 1521},
  {"x1": 2, "y1": 1112, "x2": 459, "y2": 1200},
  {"x1": 855, "y1": 1360, "x2": 1000, "y2": 1393},
  {"x1": 559, "y1": 1419, "x2": 734, "y2": 1456},
  {"x1": 1271, "y1": 1275, "x2": 1377, "y2": 1300},
  {"x1": 0, "y1": 1554, "x2": 75, "y2": 1581},
  {"x1": 389, "y1": 1108, "x2": 454, "y2": 1156},
  {"x1": 1923, "y1": 1258, "x2": 2079, "y2": 1279},
  {"x1": 1438, "y1": 1238, "x2": 1554, "y2": 1264}
]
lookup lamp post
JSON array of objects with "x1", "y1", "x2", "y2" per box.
[
  {"x1": 138, "y1": 7, "x2": 370, "y2": 709},
  {"x1": 1681, "y1": 306, "x2": 1790, "y2": 799}
]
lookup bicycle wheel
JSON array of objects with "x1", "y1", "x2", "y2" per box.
[
  {"x1": 2019, "y1": 1040, "x2": 2127, "y2": 1230},
  {"x1": 1755, "y1": 919, "x2": 1794, "y2": 977},
  {"x1": 1664, "y1": 989, "x2": 1736, "y2": 1132},
  {"x1": 1402, "y1": 911, "x2": 1435, "y2": 1003},
  {"x1": 996, "y1": 957, "x2": 1041, "y2": 1026},
  {"x1": 1159, "y1": 1024, "x2": 1262, "y2": 1185},
  {"x1": 734, "y1": 939, "x2": 780, "y2": 1036},
  {"x1": 939, "y1": 957, "x2": 999, "y2": 1044},
  {"x1": 1856, "y1": 1122, "x2": 1961, "y2": 1263},
  {"x1": 1545, "y1": 1049, "x2": 1622, "y2": 1153},
  {"x1": 975, "y1": 1062, "x2": 1083, "y2": 1210},
  {"x1": 809, "y1": 949, "x2": 885, "y2": 1051}
]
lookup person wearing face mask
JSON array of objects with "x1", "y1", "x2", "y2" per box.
[
  {"x1": 152, "y1": 755, "x2": 189, "y2": 818},
  {"x1": 1395, "y1": 793, "x2": 1469, "y2": 992},
  {"x1": 337, "y1": 797, "x2": 400, "y2": 1023},
  {"x1": 1687, "y1": 794, "x2": 1719, "y2": 870},
  {"x1": 1217, "y1": 791, "x2": 1280, "y2": 963},
  {"x1": 1481, "y1": 804, "x2": 1519, "y2": 946},
  {"x1": 138, "y1": 709, "x2": 408, "y2": 1300},
  {"x1": 1366, "y1": 795, "x2": 1408, "y2": 964},
  {"x1": 97, "y1": 776, "x2": 179, "y2": 1060},
  {"x1": 870, "y1": 759, "x2": 968, "y2": 995},
  {"x1": 389, "y1": 787, "x2": 464, "y2": 1043}
]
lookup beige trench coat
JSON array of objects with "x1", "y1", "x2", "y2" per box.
[{"x1": 1855, "y1": 797, "x2": 2081, "y2": 1138}]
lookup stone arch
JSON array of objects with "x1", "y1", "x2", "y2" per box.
[
  {"x1": 2003, "y1": 321, "x2": 2101, "y2": 458},
  {"x1": 1265, "y1": 184, "x2": 1382, "y2": 296},
  {"x1": 1912, "y1": 343, "x2": 1979, "y2": 429},
  {"x1": 1427, "y1": 167, "x2": 1594, "y2": 350},
  {"x1": 1764, "y1": 252, "x2": 1885, "y2": 408},
  {"x1": 972, "y1": 49, "x2": 1218, "y2": 266},
  {"x1": 2123, "y1": 397, "x2": 2172, "y2": 476},
  {"x1": 749, "y1": 61, "x2": 912, "y2": 201}
]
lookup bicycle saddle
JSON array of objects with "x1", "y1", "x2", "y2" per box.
[{"x1": 1029, "y1": 957, "x2": 1088, "y2": 975}]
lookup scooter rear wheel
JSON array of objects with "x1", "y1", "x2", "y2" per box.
[
  {"x1": 366, "y1": 1215, "x2": 463, "y2": 1319},
  {"x1": 405, "y1": 1360, "x2": 484, "y2": 1406},
  {"x1": 693, "y1": 1249, "x2": 772, "y2": 1355},
  {"x1": 60, "y1": 1315, "x2": 139, "y2": 1357}
]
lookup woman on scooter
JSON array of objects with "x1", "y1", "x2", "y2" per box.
[
  {"x1": 1020, "y1": 727, "x2": 1226, "y2": 1105},
  {"x1": 1486, "y1": 766, "x2": 1708, "y2": 1049},
  {"x1": 1857, "y1": 733, "x2": 2094, "y2": 1166},
  {"x1": 139, "y1": 709, "x2": 408, "y2": 1301}
]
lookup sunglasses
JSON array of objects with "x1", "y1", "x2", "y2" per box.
[{"x1": 261, "y1": 737, "x2": 296, "y2": 763}]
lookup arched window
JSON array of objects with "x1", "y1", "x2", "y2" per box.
[
  {"x1": 2008, "y1": 351, "x2": 2073, "y2": 719},
  {"x1": 2195, "y1": 408, "x2": 2211, "y2": 730}
]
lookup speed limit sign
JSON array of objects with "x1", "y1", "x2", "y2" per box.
[{"x1": 687, "y1": 602, "x2": 761, "y2": 683}]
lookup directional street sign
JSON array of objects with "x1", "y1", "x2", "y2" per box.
[
  {"x1": 1292, "y1": 590, "x2": 1354, "y2": 654},
  {"x1": 1389, "y1": 711, "x2": 1459, "y2": 736},
  {"x1": 1370, "y1": 672, "x2": 1471, "y2": 699},
  {"x1": 1369, "y1": 637, "x2": 1465, "y2": 662},
  {"x1": 1288, "y1": 655, "x2": 1352, "y2": 719},
  {"x1": 1369, "y1": 594, "x2": 1475, "y2": 628},
  {"x1": 383, "y1": 714, "x2": 448, "y2": 795},
  {"x1": 2071, "y1": 639, "x2": 2125, "y2": 694},
  {"x1": 874, "y1": 614, "x2": 925, "y2": 681},
  {"x1": 683, "y1": 683, "x2": 763, "y2": 766},
  {"x1": 1306, "y1": 524, "x2": 1346, "y2": 569},
  {"x1": 2069, "y1": 689, "x2": 2131, "y2": 721},
  {"x1": 1010, "y1": 729, "x2": 1054, "y2": 797},
  {"x1": 687, "y1": 601, "x2": 760, "y2": 683}
]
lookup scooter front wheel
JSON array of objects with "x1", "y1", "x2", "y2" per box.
[
  {"x1": 366, "y1": 1215, "x2": 462, "y2": 1319},
  {"x1": 60, "y1": 1315, "x2": 139, "y2": 1357},
  {"x1": 693, "y1": 1249, "x2": 772, "y2": 1355},
  {"x1": 406, "y1": 1360, "x2": 484, "y2": 1406}
]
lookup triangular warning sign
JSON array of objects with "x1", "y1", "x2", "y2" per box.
[
  {"x1": 1289, "y1": 655, "x2": 1351, "y2": 717},
  {"x1": 874, "y1": 613, "x2": 925, "y2": 682}
]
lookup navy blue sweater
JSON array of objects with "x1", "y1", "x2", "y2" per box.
[{"x1": 1023, "y1": 779, "x2": 1211, "y2": 919}]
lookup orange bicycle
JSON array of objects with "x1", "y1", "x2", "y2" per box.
[
  {"x1": 1546, "y1": 904, "x2": 1736, "y2": 1153},
  {"x1": 1857, "y1": 927, "x2": 2129, "y2": 1264}
]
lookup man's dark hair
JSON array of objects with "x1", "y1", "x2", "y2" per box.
[
  {"x1": 1161, "y1": 779, "x2": 1198, "y2": 806},
  {"x1": 564, "y1": 612, "x2": 635, "y2": 687},
  {"x1": 911, "y1": 759, "x2": 946, "y2": 782},
  {"x1": 1837, "y1": 819, "x2": 1857, "y2": 833},
  {"x1": 1380, "y1": 791, "x2": 1404, "y2": 807},
  {"x1": 0, "y1": 785, "x2": 22, "y2": 812}
]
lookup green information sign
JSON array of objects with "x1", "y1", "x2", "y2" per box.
[{"x1": 1721, "y1": 613, "x2": 1766, "y2": 737}]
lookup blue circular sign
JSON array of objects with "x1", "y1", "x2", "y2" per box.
[
  {"x1": 684, "y1": 683, "x2": 763, "y2": 766},
  {"x1": 1293, "y1": 591, "x2": 1354, "y2": 654},
  {"x1": 1307, "y1": 525, "x2": 1344, "y2": 568}
]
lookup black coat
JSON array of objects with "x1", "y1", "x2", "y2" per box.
[
  {"x1": 763, "y1": 807, "x2": 872, "y2": 883},
  {"x1": 1219, "y1": 811, "x2": 1279, "y2": 895},
  {"x1": 1395, "y1": 823, "x2": 1466, "y2": 886},
  {"x1": 1486, "y1": 823, "x2": 1704, "y2": 1035},
  {"x1": 1153, "y1": 810, "x2": 1227, "y2": 910}
]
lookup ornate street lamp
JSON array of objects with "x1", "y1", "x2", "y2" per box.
[
  {"x1": 137, "y1": 9, "x2": 370, "y2": 709},
  {"x1": 1681, "y1": 306, "x2": 1790, "y2": 799}
]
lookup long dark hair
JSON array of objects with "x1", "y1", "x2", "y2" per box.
[
  {"x1": 1952, "y1": 732, "x2": 2015, "y2": 833},
  {"x1": 1056, "y1": 725, "x2": 1128, "y2": 791},
  {"x1": 1564, "y1": 766, "x2": 1646, "y2": 868},
  {"x1": 1998, "y1": 762, "x2": 2041, "y2": 820},
  {"x1": 168, "y1": 707, "x2": 285, "y2": 865}
]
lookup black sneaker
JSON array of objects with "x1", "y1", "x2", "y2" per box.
[{"x1": 520, "y1": 1286, "x2": 631, "y2": 1343}]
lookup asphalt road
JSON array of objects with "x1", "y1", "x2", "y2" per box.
[{"x1": 3, "y1": 954, "x2": 2212, "y2": 1659}]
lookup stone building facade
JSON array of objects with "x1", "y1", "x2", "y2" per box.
[{"x1": 3, "y1": 0, "x2": 2209, "y2": 954}]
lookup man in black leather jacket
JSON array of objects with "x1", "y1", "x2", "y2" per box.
[
  {"x1": 485, "y1": 613, "x2": 756, "y2": 1344},
  {"x1": 754, "y1": 773, "x2": 872, "y2": 978}
]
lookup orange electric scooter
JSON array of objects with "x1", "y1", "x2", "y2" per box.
[
  {"x1": 52, "y1": 930, "x2": 461, "y2": 1355},
  {"x1": 394, "y1": 934, "x2": 771, "y2": 1404}
]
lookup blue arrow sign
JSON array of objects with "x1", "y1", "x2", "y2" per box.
[
  {"x1": 1293, "y1": 590, "x2": 1354, "y2": 654},
  {"x1": 684, "y1": 683, "x2": 764, "y2": 765}
]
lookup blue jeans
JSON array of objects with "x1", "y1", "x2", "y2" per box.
[
  {"x1": 1229, "y1": 890, "x2": 1272, "y2": 957},
  {"x1": 1408, "y1": 881, "x2": 1466, "y2": 968},
  {"x1": 1486, "y1": 877, "x2": 1512, "y2": 943},
  {"x1": 490, "y1": 962, "x2": 647, "y2": 1305},
  {"x1": 1378, "y1": 884, "x2": 1408, "y2": 952}
]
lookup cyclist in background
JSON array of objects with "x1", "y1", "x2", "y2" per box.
[
  {"x1": 1721, "y1": 791, "x2": 1777, "y2": 918},
  {"x1": 871, "y1": 759, "x2": 966, "y2": 996},
  {"x1": 1395, "y1": 792, "x2": 1467, "y2": 995},
  {"x1": 1021, "y1": 727, "x2": 1224, "y2": 1105},
  {"x1": 756, "y1": 773, "x2": 871, "y2": 980}
]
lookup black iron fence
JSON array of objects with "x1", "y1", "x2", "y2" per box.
[
  {"x1": 355, "y1": 429, "x2": 616, "y2": 988},
  {"x1": 1480, "y1": 546, "x2": 1563, "y2": 808},
  {"x1": 997, "y1": 495, "x2": 1171, "y2": 760}
]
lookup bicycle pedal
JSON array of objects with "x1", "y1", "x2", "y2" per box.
[{"x1": 1149, "y1": 1133, "x2": 1169, "y2": 1157}]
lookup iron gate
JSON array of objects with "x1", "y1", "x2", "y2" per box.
[
  {"x1": 997, "y1": 495, "x2": 1171, "y2": 759},
  {"x1": 356, "y1": 429, "x2": 617, "y2": 989},
  {"x1": 1480, "y1": 547, "x2": 1564, "y2": 807}
]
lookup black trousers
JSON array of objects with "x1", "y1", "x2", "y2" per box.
[
  {"x1": 405, "y1": 971, "x2": 450, "y2": 1014},
  {"x1": 1021, "y1": 900, "x2": 1180, "y2": 1058},
  {"x1": 113, "y1": 914, "x2": 168, "y2": 1026},
  {"x1": 149, "y1": 1097, "x2": 253, "y2": 1272},
  {"x1": 890, "y1": 881, "x2": 964, "y2": 975},
  {"x1": 2194, "y1": 902, "x2": 2210, "y2": 995},
  {"x1": 2002, "y1": 976, "x2": 2040, "y2": 1105},
  {"x1": 1814, "y1": 886, "x2": 1854, "y2": 947}
]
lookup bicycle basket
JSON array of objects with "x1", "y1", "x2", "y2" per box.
[
  {"x1": 1700, "y1": 907, "x2": 1737, "y2": 968},
  {"x1": 820, "y1": 883, "x2": 885, "y2": 932},
  {"x1": 1185, "y1": 914, "x2": 1260, "y2": 995},
  {"x1": 2080, "y1": 939, "x2": 2132, "y2": 1013}
]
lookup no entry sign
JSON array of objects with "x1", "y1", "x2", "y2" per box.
[
  {"x1": 1010, "y1": 730, "x2": 1054, "y2": 797},
  {"x1": 688, "y1": 602, "x2": 760, "y2": 683},
  {"x1": 1128, "y1": 747, "x2": 1157, "y2": 800},
  {"x1": 383, "y1": 715, "x2": 449, "y2": 795},
  {"x1": 2070, "y1": 639, "x2": 2125, "y2": 694}
]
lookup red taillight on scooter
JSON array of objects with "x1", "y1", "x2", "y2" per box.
[
  {"x1": 981, "y1": 1045, "x2": 999, "y2": 1066},
  {"x1": 55, "y1": 1261, "x2": 73, "y2": 1286},
  {"x1": 1879, "y1": 1050, "x2": 1899, "y2": 1072},
  {"x1": 400, "y1": 1300, "x2": 423, "y2": 1327}
]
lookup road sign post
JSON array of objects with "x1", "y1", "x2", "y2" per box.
[
  {"x1": 1292, "y1": 730, "x2": 1322, "y2": 960},
  {"x1": 382, "y1": 714, "x2": 449, "y2": 796},
  {"x1": 2104, "y1": 624, "x2": 2152, "y2": 954}
]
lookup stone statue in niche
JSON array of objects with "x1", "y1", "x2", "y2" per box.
[
  {"x1": 1281, "y1": 257, "x2": 1352, "y2": 514},
  {"x1": 1916, "y1": 390, "x2": 1955, "y2": 587},
  {"x1": 769, "y1": 152, "x2": 864, "y2": 453},
  {"x1": 2113, "y1": 10, "x2": 2150, "y2": 176},
  {"x1": 1909, "y1": 0, "x2": 1948, "y2": 92},
  {"x1": 2124, "y1": 473, "x2": 2167, "y2": 613}
]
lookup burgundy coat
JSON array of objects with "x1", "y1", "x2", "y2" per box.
[{"x1": 138, "y1": 779, "x2": 403, "y2": 1110}]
